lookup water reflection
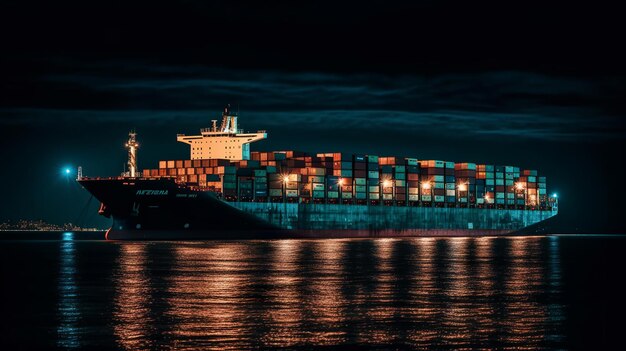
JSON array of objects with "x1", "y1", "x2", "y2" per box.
[
  {"x1": 168, "y1": 243, "x2": 251, "y2": 350},
  {"x1": 106, "y1": 237, "x2": 565, "y2": 350},
  {"x1": 57, "y1": 232, "x2": 80, "y2": 348},
  {"x1": 112, "y1": 244, "x2": 152, "y2": 351}
]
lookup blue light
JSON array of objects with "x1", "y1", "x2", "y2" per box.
[
  {"x1": 65, "y1": 168, "x2": 71, "y2": 174},
  {"x1": 62, "y1": 232, "x2": 74, "y2": 241},
  {"x1": 552, "y1": 193, "x2": 558, "y2": 198}
]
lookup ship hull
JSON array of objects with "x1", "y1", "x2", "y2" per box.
[{"x1": 80, "y1": 178, "x2": 557, "y2": 240}]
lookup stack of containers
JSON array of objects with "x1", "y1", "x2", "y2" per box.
[
  {"x1": 268, "y1": 173, "x2": 283, "y2": 200},
  {"x1": 494, "y1": 166, "x2": 505, "y2": 207},
  {"x1": 326, "y1": 175, "x2": 340, "y2": 202},
  {"x1": 254, "y1": 169, "x2": 267, "y2": 200},
  {"x1": 538, "y1": 176, "x2": 547, "y2": 208},
  {"x1": 514, "y1": 175, "x2": 527, "y2": 207},
  {"x1": 237, "y1": 168, "x2": 254, "y2": 201},
  {"x1": 394, "y1": 163, "x2": 406, "y2": 204},
  {"x1": 522, "y1": 169, "x2": 538, "y2": 206},
  {"x1": 478, "y1": 164, "x2": 495, "y2": 206},
  {"x1": 303, "y1": 167, "x2": 326, "y2": 200},
  {"x1": 221, "y1": 165, "x2": 237, "y2": 200},
  {"x1": 379, "y1": 162, "x2": 393, "y2": 202},
  {"x1": 149, "y1": 151, "x2": 549, "y2": 210},
  {"x1": 328, "y1": 153, "x2": 354, "y2": 202},
  {"x1": 504, "y1": 166, "x2": 516, "y2": 207},
  {"x1": 444, "y1": 161, "x2": 456, "y2": 205},
  {"x1": 475, "y1": 177, "x2": 486, "y2": 206},
  {"x1": 286, "y1": 173, "x2": 301, "y2": 201},
  {"x1": 351, "y1": 155, "x2": 368, "y2": 204},
  {"x1": 419, "y1": 160, "x2": 444, "y2": 204},
  {"x1": 314, "y1": 153, "x2": 338, "y2": 203},
  {"x1": 405, "y1": 158, "x2": 420, "y2": 204},
  {"x1": 153, "y1": 159, "x2": 232, "y2": 181},
  {"x1": 204, "y1": 174, "x2": 222, "y2": 192},
  {"x1": 380, "y1": 156, "x2": 408, "y2": 204},
  {"x1": 367, "y1": 155, "x2": 380, "y2": 202},
  {"x1": 454, "y1": 163, "x2": 476, "y2": 206}
]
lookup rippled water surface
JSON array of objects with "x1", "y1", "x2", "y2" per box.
[{"x1": 1, "y1": 233, "x2": 623, "y2": 350}]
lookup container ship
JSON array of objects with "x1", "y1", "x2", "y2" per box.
[{"x1": 78, "y1": 106, "x2": 558, "y2": 240}]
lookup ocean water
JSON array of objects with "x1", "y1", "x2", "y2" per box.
[{"x1": 0, "y1": 233, "x2": 623, "y2": 350}]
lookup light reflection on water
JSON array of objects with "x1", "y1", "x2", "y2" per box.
[
  {"x1": 102, "y1": 237, "x2": 565, "y2": 350},
  {"x1": 113, "y1": 244, "x2": 152, "y2": 351},
  {"x1": 57, "y1": 233, "x2": 79, "y2": 348}
]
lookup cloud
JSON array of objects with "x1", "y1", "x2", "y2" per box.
[{"x1": 1, "y1": 59, "x2": 624, "y2": 140}]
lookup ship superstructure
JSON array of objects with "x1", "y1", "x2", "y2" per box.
[{"x1": 176, "y1": 105, "x2": 266, "y2": 161}]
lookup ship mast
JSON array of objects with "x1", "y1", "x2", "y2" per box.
[{"x1": 125, "y1": 131, "x2": 139, "y2": 177}]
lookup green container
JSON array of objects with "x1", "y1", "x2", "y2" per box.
[
  {"x1": 312, "y1": 183, "x2": 325, "y2": 190},
  {"x1": 405, "y1": 158, "x2": 418, "y2": 166},
  {"x1": 367, "y1": 155, "x2": 379, "y2": 163},
  {"x1": 313, "y1": 190, "x2": 325, "y2": 198},
  {"x1": 311, "y1": 176, "x2": 325, "y2": 183}
]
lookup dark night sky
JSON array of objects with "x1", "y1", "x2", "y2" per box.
[{"x1": 1, "y1": 1, "x2": 624, "y2": 232}]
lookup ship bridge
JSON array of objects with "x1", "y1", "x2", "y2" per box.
[{"x1": 176, "y1": 105, "x2": 267, "y2": 160}]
